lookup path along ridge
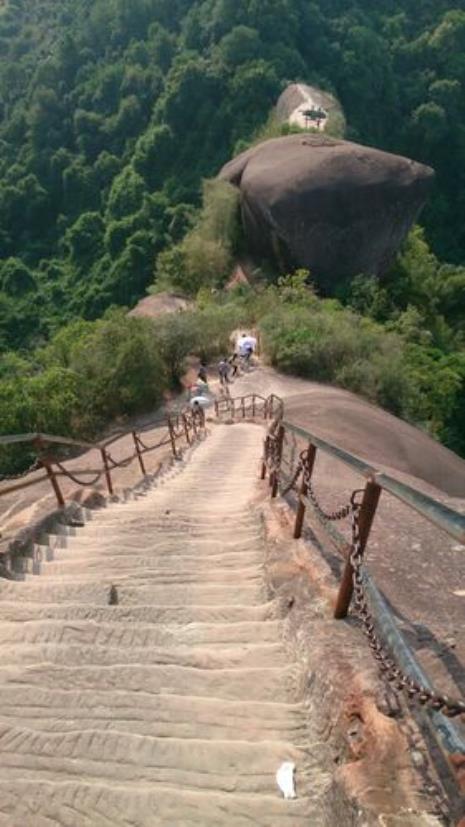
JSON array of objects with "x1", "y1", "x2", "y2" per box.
[{"x1": 0, "y1": 421, "x2": 331, "y2": 826}]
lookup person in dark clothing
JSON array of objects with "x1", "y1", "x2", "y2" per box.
[
  {"x1": 218, "y1": 358, "x2": 230, "y2": 386},
  {"x1": 198, "y1": 360, "x2": 208, "y2": 383},
  {"x1": 228, "y1": 353, "x2": 239, "y2": 378}
]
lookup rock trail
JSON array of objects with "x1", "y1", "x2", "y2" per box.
[{"x1": 0, "y1": 422, "x2": 330, "y2": 826}]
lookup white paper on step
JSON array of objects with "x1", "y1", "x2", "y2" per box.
[{"x1": 276, "y1": 761, "x2": 297, "y2": 799}]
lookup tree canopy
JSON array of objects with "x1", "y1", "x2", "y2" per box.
[{"x1": 1, "y1": 0, "x2": 465, "y2": 348}]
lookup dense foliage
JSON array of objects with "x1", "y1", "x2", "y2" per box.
[
  {"x1": 256, "y1": 270, "x2": 465, "y2": 455},
  {"x1": 1, "y1": 0, "x2": 465, "y2": 467},
  {"x1": 1, "y1": 0, "x2": 465, "y2": 348},
  {"x1": 0, "y1": 302, "x2": 244, "y2": 474}
]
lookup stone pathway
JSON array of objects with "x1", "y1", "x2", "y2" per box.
[{"x1": 0, "y1": 422, "x2": 329, "y2": 826}]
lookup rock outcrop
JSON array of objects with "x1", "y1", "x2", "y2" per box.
[{"x1": 219, "y1": 134, "x2": 434, "y2": 288}]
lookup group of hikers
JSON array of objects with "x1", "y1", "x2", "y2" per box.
[
  {"x1": 189, "y1": 332, "x2": 257, "y2": 411},
  {"x1": 218, "y1": 333, "x2": 257, "y2": 387}
]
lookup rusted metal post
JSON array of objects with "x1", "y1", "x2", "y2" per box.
[
  {"x1": 260, "y1": 436, "x2": 269, "y2": 480},
  {"x1": 100, "y1": 447, "x2": 114, "y2": 495},
  {"x1": 183, "y1": 414, "x2": 191, "y2": 445},
  {"x1": 168, "y1": 417, "x2": 179, "y2": 457},
  {"x1": 34, "y1": 436, "x2": 65, "y2": 508},
  {"x1": 43, "y1": 455, "x2": 65, "y2": 508},
  {"x1": 132, "y1": 431, "x2": 146, "y2": 477},
  {"x1": 191, "y1": 411, "x2": 198, "y2": 438},
  {"x1": 334, "y1": 480, "x2": 382, "y2": 619},
  {"x1": 271, "y1": 424, "x2": 285, "y2": 498},
  {"x1": 294, "y1": 443, "x2": 317, "y2": 539}
]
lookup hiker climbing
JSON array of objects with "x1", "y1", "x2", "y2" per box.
[
  {"x1": 197, "y1": 359, "x2": 208, "y2": 383},
  {"x1": 229, "y1": 352, "x2": 240, "y2": 378},
  {"x1": 218, "y1": 357, "x2": 230, "y2": 387},
  {"x1": 237, "y1": 333, "x2": 257, "y2": 368}
]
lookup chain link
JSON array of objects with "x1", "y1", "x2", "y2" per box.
[
  {"x1": 349, "y1": 499, "x2": 465, "y2": 719},
  {"x1": 54, "y1": 460, "x2": 103, "y2": 487},
  {"x1": 272, "y1": 443, "x2": 351, "y2": 519},
  {"x1": 263, "y1": 432, "x2": 465, "y2": 719}
]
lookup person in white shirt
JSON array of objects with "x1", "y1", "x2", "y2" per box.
[{"x1": 237, "y1": 333, "x2": 257, "y2": 357}]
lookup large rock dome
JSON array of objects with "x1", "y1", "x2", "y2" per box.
[{"x1": 219, "y1": 134, "x2": 434, "y2": 287}]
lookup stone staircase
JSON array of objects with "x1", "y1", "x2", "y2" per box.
[{"x1": 0, "y1": 422, "x2": 330, "y2": 826}]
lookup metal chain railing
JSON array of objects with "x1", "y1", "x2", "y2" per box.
[
  {"x1": 279, "y1": 447, "x2": 352, "y2": 519},
  {"x1": 263, "y1": 426, "x2": 465, "y2": 720},
  {"x1": 54, "y1": 460, "x2": 103, "y2": 487},
  {"x1": 106, "y1": 452, "x2": 137, "y2": 470},
  {"x1": 349, "y1": 495, "x2": 465, "y2": 719}
]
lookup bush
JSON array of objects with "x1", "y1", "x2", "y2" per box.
[
  {"x1": 257, "y1": 275, "x2": 444, "y2": 428},
  {"x1": 153, "y1": 179, "x2": 240, "y2": 295}
]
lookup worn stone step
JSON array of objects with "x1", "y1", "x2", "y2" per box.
[
  {"x1": 0, "y1": 422, "x2": 328, "y2": 826},
  {"x1": 0, "y1": 619, "x2": 282, "y2": 647},
  {"x1": 0, "y1": 642, "x2": 288, "y2": 670},
  {"x1": 0, "y1": 663, "x2": 299, "y2": 702},
  {"x1": 25, "y1": 562, "x2": 263, "y2": 585},
  {"x1": 0, "y1": 692, "x2": 304, "y2": 741},
  {"x1": 0, "y1": 779, "x2": 324, "y2": 827},
  {"x1": 0, "y1": 723, "x2": 309, "y2": 794},
  {"x1": 0, "y1": 601, "x2": 277, "y2": 625},
  {"x1": 0, "y1": 581, "x2": 266, "y2": 606}
]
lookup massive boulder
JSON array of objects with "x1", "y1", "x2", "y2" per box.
[{"x1": 219, "y1": 134, "x2": 434, "y2": 288}]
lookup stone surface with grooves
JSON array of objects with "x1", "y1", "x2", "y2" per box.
[{"x1": 0, "y1": 422, "x2": 330, "y2": 826}]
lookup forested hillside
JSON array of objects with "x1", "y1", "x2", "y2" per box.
[{"x1": 1, "y1": 0, "x2": 465, "y2": 349}]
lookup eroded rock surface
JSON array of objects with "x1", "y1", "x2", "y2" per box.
[{"x1": 220, "y1": 135, "x2": 434, "y2": 288}]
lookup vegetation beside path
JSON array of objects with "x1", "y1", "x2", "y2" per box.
[{"x1": 3, "y1": 258, "x2": 465, "y2": 477}]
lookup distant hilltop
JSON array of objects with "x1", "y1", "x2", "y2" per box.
[{"x1": 276, "y1": 83, "x2": 346, "y2": 137}]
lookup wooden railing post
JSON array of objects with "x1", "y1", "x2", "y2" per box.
[
  {"x1": 294, "y1": 443, "x2": 317, "y2": 539},
  {"x1": 271, "y1": 424, "x2": 285, "y2": 498},
  {"x1": 100, "y1": 447, "x2": 114, "y2": 495},
  {"x1": 168, "y1": 416, "x2": 179, "y2": 457},
  {"x1": 260, "y1": 435, "x2": 269, "y2": 480},
  {"x1": 183, "y1": 414, "x2": 191, "y2": 445},
  {"x1": 44, "y1": 457, "x2": 66, "y2": 507},
  {"x1": 252, "y1": 395, "x2": 256, "y2": 418},
  {"x1": 334, "y1": 480, "x2": 382, "y2": 619},
  {"x1": 241, "y1": 397, "x2": 246, "y2": 418},
  {"x1": 34, "y1": 437, "x2": 65, "y2": 508},
  {"x1": 132, "y1": 431, "x2": 146, "y2": 477}
]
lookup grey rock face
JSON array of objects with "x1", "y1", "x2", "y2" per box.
[{"x1": 219, "y1": 134, "x2": 434, "y2": 288}]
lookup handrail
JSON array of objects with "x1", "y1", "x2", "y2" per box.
[
  {"x1": 0, "y1": 406, "x2": 207, "y2": 509},
  {"x1": 283, "y1": 420, "x2": 465, "y2": 544},
  {"x1": 215, "y1": 392, "x2": 465, "y2": 793}
]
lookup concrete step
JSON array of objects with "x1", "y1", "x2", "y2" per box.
[
  {"x1": 0, "y1": 619, "x2": 282, "y2": 647},
  {"x1": 0, "y1": 779, "x2": 325, "y2": 826},
  {"x1": 0, "y1": 422, "x2": 328, "y2": 826}
]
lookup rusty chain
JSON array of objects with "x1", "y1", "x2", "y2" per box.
[
  {"x1": 54, "y1": 460, "x2": 103, "y2": 487},
  {"x1": 263, "y1": 432, "x2": 465, "y2": 719},
  {"x1": 349, "y1": 496, "x2": 465, "y2": 719},
  {"x1": 106, "y1": 452, "x2": 137, "y2": 470},
  {"x1": 273, "y1": 444, "x2": 351, "y2": 519}
]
